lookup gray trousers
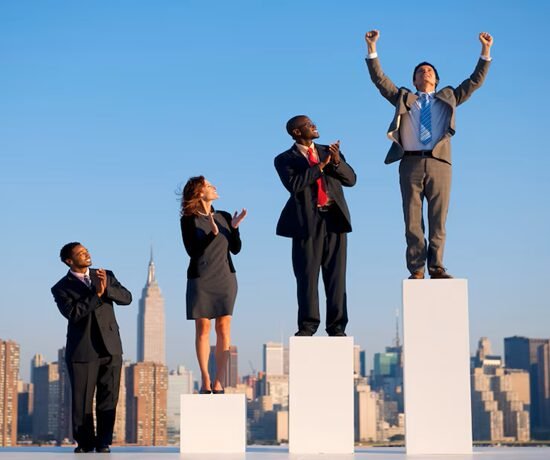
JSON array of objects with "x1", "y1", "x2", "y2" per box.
[{"x1": 399, "y1": 156, "x2": 451, "y2": 274}]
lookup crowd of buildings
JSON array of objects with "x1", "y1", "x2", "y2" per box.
[{"x1": 1, "y1": 256, "x2": 549, "y2": 447}]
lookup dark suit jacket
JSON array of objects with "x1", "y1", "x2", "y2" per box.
[
  {"x1": 274, "y1": 143, "x2": 357, "y2": 239},
  {"x1": 366, "y1": 56, "x2": 491, "y2": 165},
  {"x1": 51, "y1": 269, "x2": 132, "y2": 362},
  {"x1": 180, "y1": 210, "x2": 242, "y2": 279}
]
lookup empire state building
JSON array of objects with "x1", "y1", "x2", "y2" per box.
[{"x1": 137, "y1": 251, "x2": 166, "y2": 364}]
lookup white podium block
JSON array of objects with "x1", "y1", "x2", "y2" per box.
[
  {"x1": 289, "y1": 336, "x2": 354, "y2": 454},
  {"x1": 403, "y1": 279, "x2": 473, "y2": 455},
  {"x1": 180, "y1": 394, "x2": 246, "y2": 453}
]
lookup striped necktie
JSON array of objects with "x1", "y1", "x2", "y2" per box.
[
  {"x1": 419, "y1": 93, "x2": 432, "y2": 145},
  {"x1": 83, "y1": 274, "x2": 92, "y2": 288}
]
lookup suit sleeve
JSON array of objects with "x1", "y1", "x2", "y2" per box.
[
  {"x1": 220, "y1": 211, "x2": 242, "y2": 255},
  {"x1": 103, "y1": 271, "x2": 132, "y2": 305},
  {"x1": 366, "y1": 56, "x2": 400, "y2": 106},
  {"x1": 52, "y1": 284, "x2": 104, "y2": 323},
  {"x1": 274, "y1": 154, "x2": 323, "y2": 194},
  {"x1": 324, "y1": 152, "x2": 357, "y2": 187},
  {"x1": 453, "y1": 58, "x2": 491, "y2": 106},
  {"x1": 180, "y1": 215, "x2": 217, "y2": 258}
]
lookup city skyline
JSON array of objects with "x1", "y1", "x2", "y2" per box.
[
  {"x1": 5, "y1": 333, "x2": 548, "y2": 446},
  {"x1": 1, "y1": 1, "x2": 549, "y2": 383}
]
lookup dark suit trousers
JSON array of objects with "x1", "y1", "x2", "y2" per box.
[
  {"x1": 292, "y1": 206, "x2": 348, "y2": 334},
  {"x1": 66, "y1": 355, "x2": 122, "y2": 449}
]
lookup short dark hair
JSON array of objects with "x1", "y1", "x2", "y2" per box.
[
  {"x1": 286, "y1": 115, "x2": 307, "y2": 138},
  {"x1": 60, "y1": 242, "x2": 81, "y2": 265},
  {"x1": 413, "y1": 61, "x2": 440, "y2": 86}
]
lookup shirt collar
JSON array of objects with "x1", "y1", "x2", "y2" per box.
[
  {"x1": 294, "y1": 142, "x2": 315, "y2": 156},
  {"x1": 70, "y1": 268, "x2": 90, "y2": 280}
]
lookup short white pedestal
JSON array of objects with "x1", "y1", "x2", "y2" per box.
[
  {"x1": 289, "y1": 336, "x2": 354, "y2": 454},
  {"x1": 180, "y1": 394, "x2": 246, "y2": 453},
  {"x1": 403, "y1": 279, "x2": 473, "y2": 455}
]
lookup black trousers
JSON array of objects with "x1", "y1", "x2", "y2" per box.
[
  {"x1": 66, "y1": 355, "x2": 122, "y2": 449},
  {"x1": 292, "y1": 207, "x2": 348, "y2": 335}
]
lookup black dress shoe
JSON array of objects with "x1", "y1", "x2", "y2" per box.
[
  {"x1": 429, "y1": 267, "x2": 453, "y2": 279},
  {"x1": 212, "y1": 388, "x2": 225, "y2": 394},
  {"x1": 199, "y1": 388, "x2": 212, "y2": 394},
  {"x1": 329, "y1": 331, "x2": 347, "y2": 337},
  {"x1": 294, "y1": 330, "x2": 314, "y2": 336},
  {"x1": 74, "y1": 446, "x2": 94, "y2": 453},
  {"x1": 96, "y1": 446, "x2": 111, "y2": 453}
]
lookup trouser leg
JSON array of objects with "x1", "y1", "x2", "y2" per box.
[
  {"x1": 292, "y1": 219, "x2": 324, "y2": 334},
  {"x1": 321, "y1": 228, "x2": 348, "y2": 335},
  {"x1": 425, "y1": 158, "x2": 452, "y2": 271},
  {"x1": 95, "y1": 355, "x2": 122, "y2": 448},
  {"x1": 399, "y1": 158, "x2": 427, "y2": 274},
  {"x1": 67, "y1": 359, "x2": 99, "y2": 450}
]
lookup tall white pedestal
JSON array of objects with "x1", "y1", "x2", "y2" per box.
[
  {"x1": 180, "y1": 394, "x2": 246, "y2": 454},
  {"x1": 403, "y1": 279, "x2": 473, "y2": 455},
  {"x1": 289, "y1": 336, "x2": 354, "y2": 454}
]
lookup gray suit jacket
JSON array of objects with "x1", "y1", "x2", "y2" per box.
[{"x1": 366, "y1": 56, "x2": 491, "y2": 165}]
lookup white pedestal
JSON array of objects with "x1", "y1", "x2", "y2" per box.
[
  {"x1": 402, "y1": 279, "x2": 473, "y2": 455},
  {"x1": 289, "y1": 336, "x2": 354, "y2": 454},
  {"x1": 180, "y1": 394, "x2": 246, "y2": 453}
]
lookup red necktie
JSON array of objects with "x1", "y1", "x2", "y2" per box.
[{"x1": 306, "y1": 147, "x2": 329, "y2": 207}]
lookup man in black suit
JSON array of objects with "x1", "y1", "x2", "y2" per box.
[
  {"x1": 51, "y1": 242, "x2": 132, "y2": 453},
  {"x1": 275, "y1": 116, "x2": 356, "y2": 336}
]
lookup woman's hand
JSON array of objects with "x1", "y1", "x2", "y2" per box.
[{"x1": 231, "y1": 209, "x2": 248, "y2": 228}]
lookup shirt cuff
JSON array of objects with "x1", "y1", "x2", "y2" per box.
[
  {"x1": 367, "y1": 52, "x2": 378, "y2": 59},
  {"x1": 480, "y1": 55, "x2": 492, "y2": 61}
]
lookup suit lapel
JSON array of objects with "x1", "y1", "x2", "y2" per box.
[
  {"x1": 315, "y1": 144, "x2": 330, "y2": 164},
  {"x1": 290, "y1": 145, "x2": 310, "y2": 166},
  {"x1": 403, "y1": 91, "x2": 418, "y2": 112}
]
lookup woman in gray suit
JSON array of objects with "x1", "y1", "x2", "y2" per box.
[{"x1": 180, "y1": 176, "x2": 246, "y2": 394}]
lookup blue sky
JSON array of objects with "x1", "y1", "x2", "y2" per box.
[{"x1": 1, "y1": 1, "x2": 548, "y2": 381}]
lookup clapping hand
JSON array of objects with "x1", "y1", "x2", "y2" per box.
[
  {"x1": 96, "y1": 269, "x2": 107, "y2": 297},
  {"x1": 329, "y1": 140, "x2": 341, "y2": 165},
  {"x1": 231, "y1": 209, "x2": 247, "y2": 229}
]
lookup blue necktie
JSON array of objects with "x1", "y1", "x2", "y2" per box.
[{"x1": 419, "y1": 94, "x2": 432, "y2": 145}]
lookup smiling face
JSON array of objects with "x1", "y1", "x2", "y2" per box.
[
  {"x1": 201, "y1": 179, "x2": 219, "y2": 202},
  {"x1": 290, "y1": 116, "x2": 320, "y2": 143},
  {"x1": 65, "y1": 244, "x2": 92, "y2": 272}
]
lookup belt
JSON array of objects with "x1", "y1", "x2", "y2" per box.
[
  {"x1": 404, "y1": 150, "x2": 433, "y2": 158},
  {"x1": 317, "y1": 204, "x2": 333, "y2": 212}
]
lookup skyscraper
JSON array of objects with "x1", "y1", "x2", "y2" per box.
[
  {"x1": 263, "y1": 342, "x2": 284, "y2": 376},
  {"x1": 57, "y1": 348, "x2": 72, "y2": 444},
  {"x1": 537, "y1": 343, "x2": 550, "y2": 435},
  {"x1": 471, "y1": 338, "x2": 530, "y2": 441},
  {"x1": 111, "y1": 360, "x2": 129, "y2": 445},
  {"x1": 208, "y1": 345, "x2": 238, "y2": 388},
  {"x1": 505, "y1": 336, "x2": 550, "y2": 438},
  {"x1": 17, "y1": 381, "x2": 33, "y2": 440},
  {"x1": 32, "y1": 361, "x2": 59, "y2": 443},
  {"x1": 0, "y1": 339, "x2": 20, "y2": 447},
  {"x1": 126, "y1": 362, "x2": 168, "y2": 445},
  {"x1": 137, "y1": 251, "x2": 165, "y2": 364},
  {"x1": 167, "y1": 365, "x2": 194, "y2": 444}
]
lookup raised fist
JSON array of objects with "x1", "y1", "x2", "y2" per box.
[
  {"x1": 365, "y1": 30, "x2": 380, "y2": 44},
  {"x1": 479, "y1": 32, "x2": 493, "y2": 47}
]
